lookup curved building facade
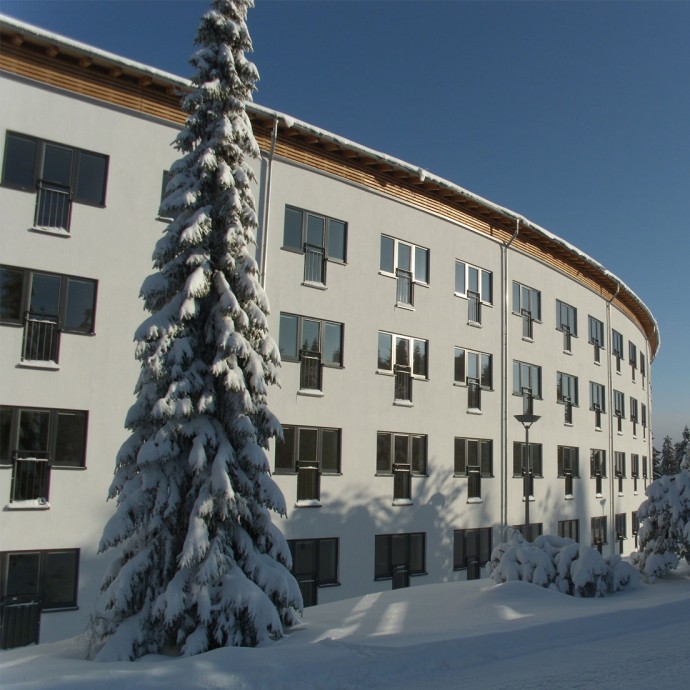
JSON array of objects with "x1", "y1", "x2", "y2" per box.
[{"x1": 0, "y1": 16, "x2": 658, "y2": 645}]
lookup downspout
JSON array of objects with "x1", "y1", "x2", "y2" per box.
[
  {"x1": 259, "y1": 116, "x2": 279, "y2": 289},
  {"x1": 501, "y1": 219, "x2": 520, "y2": 532},
  {"x1": 605, "y1": 280, "x2": 620, "y2": 554}
]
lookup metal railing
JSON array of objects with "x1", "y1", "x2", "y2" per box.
[
  {"x1": 593, "y1": 404, "x2": 602, "y2": 429},
  {"x1": 521, "y1": 309, "x2": 533, "y2": 339},
  {"x1": 22, "y1": 313, "x2": 60, "y2": 363},
  {"x1": 299, "y1": 351, "x2": 322, "y2": 391},
  {"x1": 394, "y1": 364, "x2": 412, "y2": 402},
  {"x1": 468, "y1": 466, "x2": 481, "y2": 499},
  {"x1": 296, "y1": 462, "x2": 320, "y2": 502},
  {"x1": 393, "y1": 463, "x2": 411, "y2": 501},
  {"x1": 616, "y1": 413, "x2": 623, "y2": 433},
  {"x1": 396, "y1": 268, "x2": 413, "y2": 306},
  {"x1": 592, "y1": 339, "x2": 601, "y2": 364},
  {"x1": 564, "y1": 398, "x2": 573, "y2": 424},
  {"x1": 34, "y1": 181, "x2": 71, "y2": 231},
  {"x1": 468, "y1": 290, "x2": 481, "y2": 324},
  {"x1": 0, "y1": 595, "x2": 41, "y2": 649},
  {"x1": 466, "y1": 560, "x2": 481, "y2": 581},
  {"x1": 565, "y1": 471, "x2": 573, "y2": 496},
  {"x1": 467, "y1": 377, "x2": 481, "y2": 410},
  {"x1": 392, "y1": 564, "x2": 410, "y2": 589},
  {"x1": 595, "y1": 474, "x2": 603, "y2": 495},
  {"x1": 304, "y1": 243, "x2": 326, "y2": 284},
  {"x1": 10, "y1": 451, "x2": 51, "y2": 503},
  {"x1": 562, "y1": 326, "x2": 572, "y2": 352},
  {"x1": 296, "y1": 578, "x2": 317, "y2": 608},
  {"x1": 522, "y1": 387, "x2": 534, "y2": 415}
]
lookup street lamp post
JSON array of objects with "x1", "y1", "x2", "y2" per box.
[{"x1": 514, "y1": 413, "x2": 541, "y2": 532}]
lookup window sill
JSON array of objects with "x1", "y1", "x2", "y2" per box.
[
  {"x1": 564, "y1": 422, "x2": 573, "y2": 427},
  {"x1": 297, "y1": 389, "x2": 324, "y2": 398},
  {"x1": 522, "y1": 337, "x2": 534, "y2": 343},
  {"x1": 467, "y1": 408, "x2": 482, "y2": 415},
  {"x1": 467, "y1": 321, "x2": 482, "y2": 329},
  {"x1": 302, "y1": 280, "x2": 327, "y2": 291},
  {"x1": 295, "y1": 499, "x2": 321, "y2": 508},
  {"x1": 565, "y1": 494, "x2": 574, "y2": 501},
  {"x1": 595, "y1": 492, "x2": 604, "y2": 498},
  {"x1": 392, "y1": 498, "x2": 413, "y2": 506},
  {"x1": 563, "y1": 349, "x2": 573, "y2": 356},
  {"x1": 594, "y1": 360, "x2": 601, "y2": 366},
  {"x1": 29, "y1": 225, "x2": 71, "y2": 238},
  {"x1": 595, "y1": 427, "x2": 603, "y2": 432},
  {"x1": 17, "y1": 360, "x2": 60, "y2": 371},
  {"x1": 6, "y1": 499, "x2": 50, "y2": 510},
  {"x1": 393, "y1": 399, "x2": 413, "y2": 407},
  {"x1": 522, "y1": 496, "x2": 536, "y2": 502},
  {"x1": 467, "y1": 497, "x2": 483, "y2": 504},
  {"x1": 395, "y1": 302, "x2": 414, "y2": 311},
  {"x1": 618, "y1": 492, "x2": 624, "y2": 497}
]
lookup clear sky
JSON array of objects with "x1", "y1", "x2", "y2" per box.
[{"x1": 1, "y1": 0, "x2": 687, "y2": 444}]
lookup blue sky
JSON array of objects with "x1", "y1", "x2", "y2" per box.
[{"x1": 1, "y1": 0, "x2": 687, "y2": 444}]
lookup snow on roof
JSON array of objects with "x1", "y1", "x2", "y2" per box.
[{"x1": 0, "y1": 13, "x2": 659, "y2": 356}]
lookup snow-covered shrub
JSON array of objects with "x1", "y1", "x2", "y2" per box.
[
  {"x1": 489, "y1": 529, "x2": 637, "y2": 597},
  {"x1": 630, "y1": 468, "x2": 690, "y2": 581}
]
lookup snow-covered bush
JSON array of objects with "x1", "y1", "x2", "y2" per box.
[
  {"x1": 630, "y1": 468, "x2": 690, "y2": 581},
  {"x1": 489, "y1": 529, "x2": 637, "y2": 597}
]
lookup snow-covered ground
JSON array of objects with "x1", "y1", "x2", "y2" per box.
[{"x1": 2, "y1": 564, "x2": 689, "y2": 690}]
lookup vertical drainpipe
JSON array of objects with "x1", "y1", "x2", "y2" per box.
[
  {"x1": 645, "y1": 326, "x2": 657, "y2": 484},
  {"x1": 259, "y1": 117, "x2": 279, "y2": 290},
  {"x1": 501, "y1": 219, "x2": 520, "y2": 533},
  {"x1": 605, "y1": 280, "x2": 620, "y2": 554}
]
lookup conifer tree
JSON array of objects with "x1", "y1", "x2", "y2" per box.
[
  {"x1": 676, "y1": 426, "x2": 689, "y2": 470},
  {"x1": 659, "y1": 435, "x2": 678, "y2": 476},
  {"x1": 91, "y1": 0, "x2": 301, "y2": 660}
]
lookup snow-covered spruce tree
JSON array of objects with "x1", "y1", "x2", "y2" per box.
[
  {"x1": 659, "y1": 435, "x2": 678, "y2": 476},
  {"x1": 676, "y1": 426, "x2": 690, "y2": 470},
  {"x1": 91, "y1": 0, "x2": 301, "y2": 660},
  {"x1": 630, "y1": 467, "x2": 690, "y2": 581}
]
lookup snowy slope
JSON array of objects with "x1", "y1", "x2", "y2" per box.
[{"x1": 2, "y1": 564, "x2": 688, "y2": 689}]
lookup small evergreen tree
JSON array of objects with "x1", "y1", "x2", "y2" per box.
[
  {"x1": 675, "y1": 426, "x2": 689, "y2": 470},
  {"x1": 91, "y1": 0, "x2": 301, "y2": 660},
  {"x1": 659, "y1": 435, "x2": 678, "y2": 476}
]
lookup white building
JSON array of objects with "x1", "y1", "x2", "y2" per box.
[{"x1": 0, "y1": 16, "x2": 659, "y2": 648}]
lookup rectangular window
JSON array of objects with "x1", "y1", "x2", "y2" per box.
[
  {"x1": 513, "y1": 360, "x2": 542, "y2": 399},
  {"x1": 283, "y1": 206, "x2": 347, "y2": 262},
  {"x1": 640, "y1": 353, "x2": 646, "y2": 387},
  {"x1": 557, "y1": 446, "x2": 579, "y2": 478},
  {"x1": 374, "y1": 532, "x2": 426, "y2": 580},
  {"x1": 612, "y1": 330, "x2": 624, "y2": 372},
  {"x1": 455, "y1": 261, "x2": 492, "y2": 324},
  {"x1": 380, "y1": 235, "x2": 429, "y2": 284},
  {"x1": 0, "y1": 406, "x2": 87, "y2": 469},
  {"x1": 613, "y1": 390, "x2": 625, "y2": 433},
  {"x1": 287, "y1": 538, "x2": 339, "y2": 607},
  {"x1": 0, "y1": 549, "x2": 79, "y2": 610},
  {"x1": 513, "y1": 523, "x2": 543, "y2": 541},
  {"x1": 454, "y1": 438, "x2": 493, "y2": 477},
  {"x1": 275, "y1": 426, "x2": 341, "y2": 474},
  {"x1": 591, "y1": 516, "x2": 607, "y2": 548},
  {"x1": 588, "y1": 316, "x2": 605, "y2": 348},
  {"x1": 376, "y1": 432, "x2": 427, "y2": 475},
  {"x1": 558, "y1": 519, "x2": 579, "y2": 542},
  {"x1": 590, "y1": 449, "x2": 607, "y2": 478},
  {"x1": 378, "y1": 332, "x2": 428, "y2": 378},
  {"x1": 615, "y1": 451, "x2": 626, "y2": 478},
  {"x1": 512, "y1": 281, "x2": 541, "y2": 320},
  {"x1": 629, "y1": 341, "x2": 637, "y2": 369},
  {"x1": 556, "y1": 371, "x2": 579, "y2": 406},
  {"x1": 556, "y1": 300, "x2": 577, "y2": 336},
  {"x1": 631, "y1": 454, "x2": 640, "y2": 479},
  {"x1": 630, "y1": 397, "x2": 638, "y2": 422},
  {"x1": 453, "y1": 528, "x2": 492, "y2": 572},
  {"x1": 454, "y1": 347, "x2": 492, "y2": 390},
  {"x1": 615, "y1": 513, "x2": 627, "y2": 546},
  {"x1": 512, "y1": 442, "x2": 543, "y2": 477},
  {"x1": 278, "y1": 313, "x2": 343, "y2": 366},
  {"x1": 0, "y1": 265, "x2": 97, "y2": 335},
  {"x1": 589, "y1": 382, "x2": 606, "y2": 414}
]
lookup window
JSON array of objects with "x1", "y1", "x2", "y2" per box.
[
  {"x1": 640, "y1": 353, "x2": 646, "y2": 387},
  {"x1": 279, "y1": 314, "x2": 343, "y2": 390},
  {"x1": 380, "y1": 235, "x2": 429, "y2": 284},
  {"x1": 0, "y1": 406, "x2": 87, "y2": 468},
  {"x1": 287, "y1": 538, "x2": 338, "y2": 607},
  {"x1": 612, "y1": 330, "x2": 624, "y2": 372},
  {"x1": 631, "y1": 453, "x2": 640, "y2": 492},
  {"x1": 632, "y1": 511, "x2": 639, "y2": 547},
  {"x1": 641, "y1": 404, "x2": 647, "y2": 439},
  {"x1": 556, "y1": 299, "x2": 577, "y2": 350},
  {"x1": 591, "y1": 516, "x2": 607, "y2": 550},
  {"x1": 588, "y1": 316, "x2": 605, "y2": 350},
  {"x1": 558, "y1": 519, "x2": 579, "y2": 543},
  {"x1": 590, "y1": 449, "x2": 607, "y2": 477},
  {"x1": 557, "y1": 372, "x2": 578, "y2": 423},
  {"x1": 275, "y1": 426, "x2": 341, "y2": 475},
  {"x1": 513, "y1": 281, "x2": 541, "y2": 338},
  {"x1": 374, "y1": 533, "x2": 426, "y2": 581},
  {"x1": 642, "y1": 456, "x2": 648, "y2": 481},
  {"x1": 513, "y1": 523, "x2": 543, "y2": 541},
  {"x1": 377, "y1": 332, "x2": 428, "y2": 378},
  {"x1": 455, "y1": 347, "x2": 492, "y2": 410},
  {"x1": 557, "y1": 446, "x2": 579, "y2": 478},
  {"x1": 453, "y1": 528, "x2": 492, "y2": 578},
  {"x1": 455, "y1": 261, "x2": 492, "y2": 323},
  {"x1": 512, "y1": 442, "x2": 543, "y2": 477},
  {"x1": 376, "y1": 432, "x2": 427, "y2": 475},
  {"x1": 613, "y1": 389, "x2": 625, "y2": 432},
  {"x1": 513, "y1": 360, "x2": 542, "y2": 399},
  {"x1": 2, "y1": 132, "x2": 108, "y2": 231},
  {"x1": 615, "y1": 451, "x2": 626, "y2": 495},
  {"x1": 589, "y1": 382, "x2": 606, "y2": 428},
  {"x1": 0, "y1": 549, "x2": 79, "y2": 611},
  {"x1": 615, "y1": 513, "x2": 627, "y2": 552},
  {"x1": 283, "y1": 206, "x2": 347, "y2": 284},
  {"x1": 630, "y1": 397, "x2": 639, "y2": 436},
  {"x1": 454, "y1": 438, "x2": 492, "y2": 500},
  {"x1": 629, "y1": 341, "x2": 637, "y2": 380}
]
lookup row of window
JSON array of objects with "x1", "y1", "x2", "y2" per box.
[{"x1": 288, "y1": 512, "x2": 642, "y2": 605}]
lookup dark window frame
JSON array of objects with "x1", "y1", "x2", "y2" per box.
[
  {"x1": 556, "y1": 371, "x2": 579, "y2": 406},
  {"x1": 453, "y1": 527, "x2": 492, "y2": 571},
  {"x1": 454, "y1": 347, "x2": 493, "y2": 390},
  {"x1": 512, "y1": 281, "x2": 542, "y2": 321},
  {"x1": 454, "y1": 437, "x2": 493, "y2": 477},
  {"x1": 588, "y1": 316, "x2": 605, "y2": 348},
  {"x1": 556, "y1": 299, "x2": 578, "y2": 336},
  {"x1": 379, "y1": 235, "x2": 429, "y2": 285},
  {"x1": 558, "y1": 519, "x2": 579, "y2": 542},
  {"x1": 374, "y1": 532, "x2": 426, "y2": 580},
  {"x1": 282, "y1": 205, "x2": 348, "y2": 264},
  {"x1": 377, "y1": 331, "x2": 428, "y2": 379},
  {"x1": 557, "y1": 446, "x2": 580, "y2": 478},
  {"x1": 454, "y1": 260, "x2": 493, "y2": 305},
  {"x1": 2, "y1": 131, "x2": 108, "y2": 207},
  {"x1": 513, "y1": 360, "x2": 542, "y2": 399},
  {"x1": 287, "y1": 537, "x2": 339, "y2": 589},
  {"x1": 274, "y1": 425, "x2": 341, "y2": 475},
  {"x1": 512, "y1": 442, "x2": 543, "y2": 478},
  {"x1": 376, "y1": 432, "x2": 427, "y2": 476},
  {"x1": 591, "y1": 516, "x2": 607, "y2": 546},
  {"x1": 589, "y1": 381, "x2": 606, "y2": 413},
  {"x1": 278, "y1": 312, "x2": 343, "y2": 367}
]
